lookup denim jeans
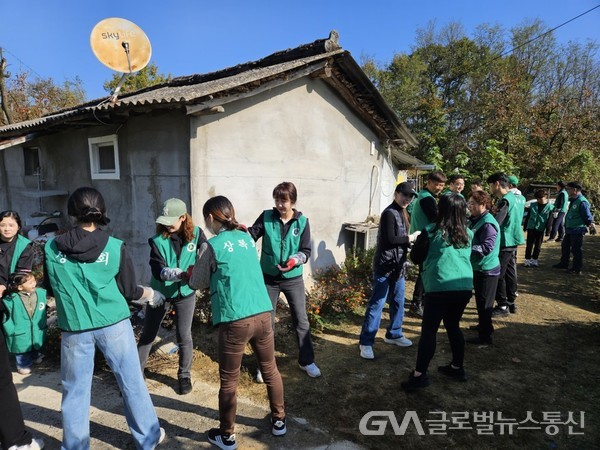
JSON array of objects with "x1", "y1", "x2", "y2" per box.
[
  {"x1": 359, "y1": 274, "x2": 407, "y2": 346},
  {"x1": 15, "y1": 350, "x2": 41, "y2": 370},
  {"x1": 265, "y1": 276, "x2": 315, "y2": 366},
  {"x1": 138, "y1": 293, "x2": 195, "y2": 379},
  {"x1": 61, "y1": 319, "x2": 161, "y2": 450}
]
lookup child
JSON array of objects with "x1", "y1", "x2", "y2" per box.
[
  {"x1": 2, "y1": 272, "x2": 47, "y2": 375},
  {"x1": 524, "y1": 189, "x2": 555, "y2": 267}
]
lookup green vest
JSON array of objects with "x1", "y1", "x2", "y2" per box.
[
  {"x1": 469, "y1": 212, "x2": 500, "y2": 272},
  {"x1": 10, "y1": 235, "x2": 32, "y2": 274},
  {"x1": 422, "y1": 223, "x2": 473, "y2": 293},
  {"x1": 260, "y1": 210, "x2": 307, "y2": 278},
  {"x1": 2, "y1": 288, "x2": 47, "y2": 353},
  {"x1": 209, "y1": 230, "x2": 273, "y2": 325},
  {"x1": 498, "y1": 191, "x2": 525, "y2": 248},
  {"x1": 410, "y1": 189, "x2": 435, "y2": 232},
  {"x1": 556, "y1": 189, "x2": 569, "y2": 213},
  {"x1": 150, "y1": 226, "x2": 201, "y2": 298},
  {"x1": 565, "y1": 195, "x2": 589, "y2": 229},
  {"x1": 44, "y1": 237, "x2": 130, "y2": 332},
  {"x1": 526, "y1": 202, "x2": 554, "y2": 232}
]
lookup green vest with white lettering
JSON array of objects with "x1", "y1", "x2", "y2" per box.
[
  {"x1": 565, "y1": 195, "x2": 589, "y2": 229},
  {"x1": 209, "y1": 230, "x2": 272, "y2": 325},
  {"x1": 44, "y1": 237, "x2": 130, "y2": 332},
  {"x1": 10, "y1": 235, "x2": 32, "y2": 274},
  {"x1": 150, "y1": 226, "x2": 201, "y2": 298},
  {"x1": 410, "y1": 189, "x2": 434, "y2": 233},
  {"x1": 260, "y1": 210, "x2": 307, "y2": 278},
  {"x1": 469, "y1": 212, "x2": 500, "y2": 272},
  {"x1": 499, "y1": 191, "x2": 525, "y2": 248},
  {"x1": 422, "y1": 223, "x2": 473, "y2": 293}
]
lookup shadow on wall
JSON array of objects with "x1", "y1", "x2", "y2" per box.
[{"x1": 311, "y1": 240, "x2": 338, "y2": 271}]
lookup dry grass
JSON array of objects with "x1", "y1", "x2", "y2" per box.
[{"x1": 151, "y1": 236, "x2": 600, "y2": 449}]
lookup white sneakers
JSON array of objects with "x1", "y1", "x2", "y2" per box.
[
  {"x1": 8, "y1": 438, "x2": 44, "y2": 450},
  {"x1": 299, "y1": 362, "x2": 321, "y2": 378},
  {"x1": 255, "y1": 369, "x2": 264, "y2": 383},
  {"x1": 384, "y1": 336, "x2": 413, "y2": 347},
  {"x1": 359, "y1": 345, "x2": 375, "y2": 360},
  {"x1": 525, "y1": 259, "x2": 539, "y2": 267}
]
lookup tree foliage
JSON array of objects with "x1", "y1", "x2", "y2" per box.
[
  {"x1": 364, "y1": 19, "x2": 600, "y2": 205},
  {"x1": 102, "y1": 62, "x2": 171, "y2": 95}
]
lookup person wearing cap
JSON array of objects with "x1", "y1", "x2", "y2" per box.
[
  {"x1": 137, "y1": 198, "x2": 207, "y2": 395},
  {"x1": 487, "y1": 172, "x2": 525, "y2": 316},
  {"x1": 548, "y1": 181, "x2": 569, "y2": 242},
  {"x1": 552, "y1": 182, "x2": 596, "y2": 274},
  {"x1": 358, "y1": 182, "x2": 420, "y2": 360},
  {"x1": 408, "y1": 170, "x2": 447, "y2": 317}
]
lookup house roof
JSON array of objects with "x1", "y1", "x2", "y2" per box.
[{"x1": 0, "y1": 31, "x2": 421, "y2": 166}]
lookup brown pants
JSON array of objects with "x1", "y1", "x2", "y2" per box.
[{"x1": 218, "y1": 312, "x2": 285, "y2": 434}]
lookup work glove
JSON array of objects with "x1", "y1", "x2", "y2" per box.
[
  {"x1": 134, "y1": 286, "x2": 166, "y2": 308},
  {"x1": 160, "y1": 267, "x2": 183, "y2": 282},
  {"x1": 186, "y1": 265, "x2": 194, "y2": 280},
  {"x1": 408, "y1": 231, "x2": 421, "y2": 244},
  {"x1": 277, "y1": 256, "x2": 299, "y2": 273},
  {"x1": 589, "y1": 223, "x2": 597, "y2": 235}
]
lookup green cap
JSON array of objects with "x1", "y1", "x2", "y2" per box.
[
  {"x1": 507, "y1": 175, "x2": 519, "y2": 186},
  {"x1": 156, "y1": 198, "x2": 187, "y2": 226}
]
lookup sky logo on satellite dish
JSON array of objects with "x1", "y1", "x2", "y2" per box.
[{"x1": 100, "y1": 30, "x2": 138, "y2": 41}]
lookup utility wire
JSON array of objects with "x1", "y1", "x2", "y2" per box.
[{"x1": 0, "y1": 46, "x2": 44, "y2": 79}]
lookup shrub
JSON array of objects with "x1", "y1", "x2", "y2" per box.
[{"x1": 306, "y1": 248, "x2": 374, "y2": 328}]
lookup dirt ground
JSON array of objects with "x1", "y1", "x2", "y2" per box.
[{"x1": 11, "y1": 237, "x2": 599, "y2": 449}]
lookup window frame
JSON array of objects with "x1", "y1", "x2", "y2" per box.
[{"x1": 88, "y1": 134, "x2": 120, "y2": 180}]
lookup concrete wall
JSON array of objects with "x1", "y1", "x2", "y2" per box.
[{"x1": 190, "y1": 77, "x2": 398, "y2": 276}]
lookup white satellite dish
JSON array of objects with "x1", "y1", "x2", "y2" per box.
[{"x1": 90, "y1": 18, "x2": 152, "y2": 102}]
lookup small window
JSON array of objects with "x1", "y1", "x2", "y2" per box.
[
  {"x1": 88, "y1": 135, "x2": 120, "y2": 180},
  {"x1": 23, "y1": 147, "x2": 40, "y2": 176}
]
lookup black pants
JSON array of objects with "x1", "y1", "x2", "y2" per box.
[
  {"x1": 474, "y1": 272, "x2": 499, "y2": 340},
  {"x1": 549, "y1": 212, "x2": 566, "y2": 240},
  {"x1": 525, "y1": 229, "x2": 545, "y2": 260},
  {"x1": 495, "y1": 248, "x2": 518, "y2": 308},
  {"x1": 560, "y1": 233, "x2": 584, "y2": 271},
  {"x1": 415, "y1": 291, "x2": 471, "y2": 374},
  {"x1": 0, "y1": 330, "x2": 32, "y2": 449},
  {"x1": 411, "y1": 267, "x2": 424, "y2": 306}
]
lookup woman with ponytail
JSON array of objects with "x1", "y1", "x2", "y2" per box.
[{"x1": 189, "y1": 196, "x2": 286, "y2": 449}]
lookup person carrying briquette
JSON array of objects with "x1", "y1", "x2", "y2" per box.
[
  {"x1": 524, "y1": 189, "x2": 554, "y2": 268},
  {"x1": 552, "y1": 181, "x2": 596, "y2": 275},
  {"x1": 408, "y1": 170, "x2": 447, "y2": 317},
  {"x1": 487, "y1": 172, "x2": 525, "y2": 317},
  {"x1": 137, "y1": 198, "x2": 207, "y2": 395},
  {"x1": 189, "y1": 195, "x2": 286, "y2": 450},
  {"x1": 548, "y1": 181, "x2": 568, "y2": 242},
  {"x1": 0, "y1": 211, "x2": 35, "y2": 298},
  {"x1": 2, "y1": 272, "x2": 47, "y2": 375},
  {"x1": 248, "y1": 181, "x2": 321, "y2": 380},
  {"x1": 358, "y1": 182, "x2": 419, "y2": 360},
  {"x1": 44, "y1": 187, "x2": 166, "y2": 449},
  {"x1": 401, "y1": 194, "x2": 473, "y2": 392},
  {"x1": 466, "y1": 191, "x2": 500, "y2": 346}
]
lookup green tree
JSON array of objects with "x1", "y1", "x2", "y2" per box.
[{"x1": 103, "y1": 62, "x2": 171, "y2": 95}]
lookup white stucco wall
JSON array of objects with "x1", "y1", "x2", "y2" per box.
[{"x1": 190, "y1": 77, "x2": 398, "y2": 274}]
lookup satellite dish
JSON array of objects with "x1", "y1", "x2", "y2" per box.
[{"x1": 90, "y1": 18, "x2": 151, "y2": 101}]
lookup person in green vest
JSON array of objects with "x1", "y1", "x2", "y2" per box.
[
  {"x1": 408, "y1": 170, "x2": 447, "y2": 317},
  {"x1": 248, "y1": 182, "x2": 321, "y2": 380},
  {"x1": 189, "y1": 195, "x2": 286, "y2": 450},
  {"x1": 2, "y1": 272, "x2": 47, "y2": 375},
  {"x1": 548, "y1": 181, "x2": 569, "y2": 242},
  {"x1": 552, "y1": 182, "x2": 596, "y2": 274},
  {"x1": 466, "y1": 191, "x2": 500, "y2": 345},
  {"x1": 442, "y1": 174, "x2": 466, "y2": 198},
  {"x1": 137, "y1": 198, "x2": 207, "y2": 396},
  {"x1": 487, "y1": 172, "x2": 525, "y2": 316},
  {"x1": 43, "y1": 187, "x2": 165, "y2": 449},
  {"x1": 0, "y1": 211, "x2": 35, "y2": 298},
  {"x1": 401, "y1": 194, "x2": 473, "y2": 392},
  {"x1": 524, "y1": 189, "x2": 554, "y2": 268}
]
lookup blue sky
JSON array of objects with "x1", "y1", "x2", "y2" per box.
[{"x1": 2, "y1": 1, "x2": 599, "y2": 100}]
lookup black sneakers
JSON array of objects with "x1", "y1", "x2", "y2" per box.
[
  {"x1": 178, "y1": 377, "x2": 192, "y2": 395},
  {"x1": 491, "y1": 306, "x2": 509, "y2": 317},
  {"x1": 401, "y1": 372, "x2": 431, "y2": 392},
  {"x1": 409, "y1": 304, "x2": 424, "y2": 317},
  {"x1": 437, "y1": 364, "x2": 468, "y2": 382},
  {"x1": 207, "y1": 428, "x2": 237, "y2": 449},
  {"x1": 272, "y1": 417, "x2": 286, "y2": 436},
  {"x1": 508, "y1": 304, "x2": 517, "y2": 314}
]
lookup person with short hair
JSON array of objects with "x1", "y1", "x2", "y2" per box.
[
  {"x1": 524, "y1": 190, "x2": 554, "y2": 267},
  {"x1": 552, "y1": 182, "x2": 596, "y2": 274},
  {"x1": 444, "y1": 174, "x2": 465, "y2": 198},
  {"x1": 358, "y1": 182, "x2": 419, "y2": 360},
  {"x1": 548, "y1": 181, "x2": 568, "y2": 242},
  {"x1": 402, "y1": 194, "x2": 473, "y2": 392},
  {"x1": 469, "y1": 178, "x2": 484, "y2": 197},
  {"x1": 408, "y1": 170, "x2": 447, "y2": 317}
]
